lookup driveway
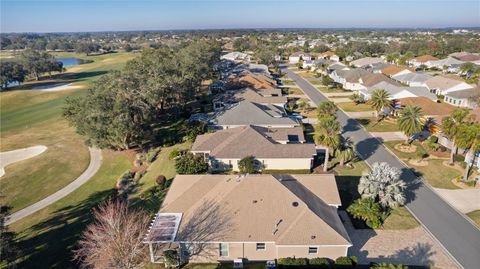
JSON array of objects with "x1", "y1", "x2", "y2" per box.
[
  {"x1": 282, "y1": 66, "x2": 480, "y2": 269},
  {"x1": 6, "y1": 147, "x2": 102, "y2": 225},
  {"x1": 434, "y1": 188, "x2": 480, "y2": 214},
  {"x1": 370, "y1": 132, "x2": 408, "y2": 141},
  {"x1": 0, "y1": 145, "x2": 47, "y2": 177},
  {"x1": 346, "y1": 111, "x2": 377, "y2": 118}
]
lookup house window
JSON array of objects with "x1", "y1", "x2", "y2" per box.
[
  {"x1": 256, "y1": 243, "x2": 266, "y2": 251},
  {"x1": 453, "y1": 99, "x2": 456, "y2": 105},
  {"x1": 219, "y1": 243, "x2": 229, "y2": 257},
  {"x1": 308, "y1": 247, "x2": 318, "y2": 254}
]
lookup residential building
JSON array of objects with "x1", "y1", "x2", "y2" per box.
[
  {"x1": 444, "y1": 86, "x2": 479, "y2": 108},
  {"x1": 327, "y1": 62, "x2": 349, "y2": 74},
  {"x1": 227, "y1": 73, "x2": 282, "y2": 97},
  {"x1": 424, "y1": 76, "x2": 473, "y2": 95},
  {"x1": 289, "y1": 52, "x2": 311, "y2": 64},
  {"x1": 391, "y1": 73, "x2": 432, "y2": 87},
  {"x1": 221, "y1": 51, "x2": 251, "y2": 63},
  {"x1": 450, "y1": 52, "x2": 480, "y2": 64},
  {"x1": 358, "y1": 81, "x2": 437, "y2": 101},
  {"x1": 213, "y1": 87, "x2": 287, "y2": 111},
  {"x1": 350, "y1": 57, "x2": 383, "y2": 68},
  {"x1": 426, "y1": 57, "x2": 464, "y2": 69},
  {"x1": 380, "y1": 66, "x2": 414, "y2": 77},
  {"x1": 144, "y1": 174, "x2": 351, "y2": 264},
  {"x1": 408, "y1": 55, "x2": 439, "y2": 68},
  {"x1": 330, "y1": 68, "x2": 369, "y2": 91},
  {"x1": 191, "y1": 125, "x2": 316, "y2": 171},
  {"x1": 210, "y1": 101, "x2": 300, "y2": 129}
]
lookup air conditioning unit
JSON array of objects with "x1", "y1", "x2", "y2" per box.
[{"x1": 233, "y1": 259, "x2": 243, "y2": 268}]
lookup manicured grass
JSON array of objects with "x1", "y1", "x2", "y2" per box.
[
  {"x1": 317, "y1": 86, "x2": 349, "y2": 93},
  {"x1": 286, "y1": 88, "x2": 304, "y2": 95},
  {"x1": 146, "y1": 263, "x2": 266, "y2": 269},
  {"x1": 299, "y1": 72, "x2": 318, "y2": 78},
  {"x1": 466, "y1": 210, "x2": 480, "y2": 227},
  {"x1": 11, "y1": 150, "x2": 132, "y2": 269},
  {"x1": 329, "y1": 94, "x2": 353, "y2": 98},
  {"x1": 356, "y1": 117, "x2": 400, "y2": 132},
  {"x1": 280, "y1": 79, "x2": 295, "y2": 85},
  {"x1": 309, "y1": 80, "x2": 323, "y2": 85},
  {"x1": 337, "y1": 102, "x2": 374, "y2": 112},
  {"x1": 382, "y1": 206, "x2": 419, "y2": 230}
]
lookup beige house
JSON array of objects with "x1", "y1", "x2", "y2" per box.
[
  {"x1": 144, "y1": 174, "x2": 351, "y2": 264},
  {"x1": 191, "y1": 125, "x2": 316, "y2": 171}
]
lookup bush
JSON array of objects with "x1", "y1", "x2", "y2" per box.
[
  {"x1": 335, "y1": 256, "x2": 354, "y2": 268},
  {"x1": 185, "y1": 122, "x2": 207, "y2": 142},
  {"x1": 416, "y1": 150, "x2": 428, "y2": 160},
  {"x1": 347, "y1": 198, "x2": 383, "y2": 229},
  {"x1": 175, "y1": 153, "x2": 208, "y2": 174},
  {"x1": 278, "y1": 257, "x2": 308, "y2": 266},
  {"x1": 453, "y1": 154, "x2": 465, "y2": 163},
  {"x1": 309, "y1": 257, "x2": 332, "y2": 268},
  {"x1": 116, "y1": 170, "x2": 136, "y2": 201},
  {"x1": 238, "y1": 156, "x2": 258, "y2": 174},
  {"x1": 145, "y1": 147, "x2": 161, "y2": 163},
  {"x1": 429, "y1": 135, "x2": 438, "y2": 143},
  {"x1": 163, "y1": 249, "x2": 178, "y2": 267},
  {"x1": 439, "y1": 145, "x2": 447, "y2": 152},
  {"x1": 155, "y1": 175, "x2": 166, "y2": 188},
  {"x1": 169, "y1": 149, "x2": 181, "y2": 160}
]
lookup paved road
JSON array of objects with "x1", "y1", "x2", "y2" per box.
[
  {"x1": 282, "y1": 66, "x2": 480, "y2": 269},
  {"x1": 6, "y1": 147, "x2": 102, "y2": 225}
]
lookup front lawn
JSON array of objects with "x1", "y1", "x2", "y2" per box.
[
  {"x1": 299, "y1": 72, "x2": 318, "y2": 79},
  {"x1": 280, "y1": 79, "x2": 295, "y2": 85},
  {"x1": 467, "y1": 210, "x2": 480, "y2": 226},
  {"x1": 318, "y1": 86, "x2": 349, "y2": 93},
  {"x1": 309, "y1": 80, "x2": 323, "y2": 85},
  {"x1": 356, "y1": 117, "x2": 400, "y2": 132},
  {"x1": 285, "y1": 88, "x2": 304, "y2": 95},
  {"x1": 337, "y1": 102, "x2": 374, "y2": 112}
]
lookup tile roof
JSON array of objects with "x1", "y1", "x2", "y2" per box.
[
  {"x1": 411, "y1": 55, "x2": 439, "y2": 63},
  {"x1": 399, "y1": 97, "x2": 455, "y2": 116},
  {"x1": 159, "y1": 174, "x2": 351, "y2": 245}
]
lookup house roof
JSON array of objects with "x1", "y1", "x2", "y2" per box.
[
  {"x1": 228, "y1": 73, "x2": 282, "y2": 96},
  {"x1": 399, "y1": 97, "x2": 455, "y2": 116},
  {"x1": 361, "y1": 81, "x2": 437, "y2": 101},
  {"x1": 214, "y1": 87, "x2": 287, "y2": 105},
  {"x1": 411, "y1": 55, "x2": 439, "y2": 63},
  {"x1": 425, "y1": 76, "x2": 468, "y2": 90},
  {"x1": 445, "y1": 86, "x2": 480, "y2": 99},
  {"x1": 429, "y1": 57, "x2": 464, "y2": 67},
  {"x1": 211, "y1": 101, "x2": 300, "y2": 127},
  {"x1": 320, "y1": 51, "x2": 336, "y2": 58},
  {"x1": 336, "y1": 68, "x2": 369, "y2": 83},
  {"x1": 192, "y1": 125, "x2": 314, "y2": 158},
  {"x1": 158, "y1": 174, "x2": 351, "y2": 245},
  {"x1": 328, "y1": 62, "x2": 349, "y2": 71},
  {"x1": 290, "y1": 51, "x2": 310, "y2": 57},
  {"x1": 350, "y1": 57, "x2": 383, "y2": 67},
  {"x1": 381, "y1": 65, "x2": 414, "y2": 76},
  {"x1": 451, "y1": 52, "x2": 480, "y2": 62},
  {"x1": 392, "y1": 72, "x2": 432, "y2": 84},
  {"x1": 360, "y1": 73, "x2": 402, "y2": 87}
]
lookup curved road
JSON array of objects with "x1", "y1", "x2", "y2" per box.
[
  {"x1": 6, "y1": 147, "x2": 102, "y2": 225},
  {"x1": 282, "y1": 66, "x2": 480, "y2": 269}
]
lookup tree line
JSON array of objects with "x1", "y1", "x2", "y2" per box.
[{"x1": 63, "y1": 40, "x2": 221, "y2": 150}]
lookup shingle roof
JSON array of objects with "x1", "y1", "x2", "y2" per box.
[
  {"x1": 361, "y1": 81, "x2": 437, "y2": 101},
  {"x1": 211, "y1": 101, "x2": 300, "y2": 127},
  {"x1": 392, "y1": 73, "x2": 432, "y2": 84},
  {"x1": 214, "y1": 87, "x2": 287, "y2": 105},
  {"x1": 350, "y1": 57, "x2": 383, "y2": 67},
  {"x1": 159, "y1": 174, "x2": 351, "y2": 245},
  {"x1": 445, "y1": 87, "x2": 480, "y2": 99},
  {"x1": 425, "y1": 76, "x2": 468, "y2": 90},
  {"x1": 399, "y1": 97, "x2": 455, "y2": 116},
  {"x1": 411, "y1": 55, "x2": 439, "y2": 63},
  {"x1": 336, "y1": 68, "x2": 370, "y2": 83},
  {"x1": 381, "y1": 65, "x2": 414, "y2": 76},
  {"x1": 360, "y1": 73, "x2": 402, "y2": 87},
  {"x1": 192, "y1": 125, "x2": 314, "y2": 158}
]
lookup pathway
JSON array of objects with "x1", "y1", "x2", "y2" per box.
[
  {"x1": 6, "y1": 147, "x2": 102, "y2": 225},
  {"x1": 433, "y1": 188, "x2": 480, "y2": 214},
  {"x1": 370, "y1": 132, "x2": 408, "y2": 141},
  {"x1": 0, "y1": 145, "x2": 47, "y2": 177},
  {"x1": 282, "y1": 65, "x2": 480, "y2": 269},
  {"x1": 323, "y1": 92, "x2": 354, "y2": 97},
  {"x1": 330, "y1": 98, "x2": 351, "y2": 103},
  {"x1": 345, "y1": 111, "x2": 377, "y2": 118}
]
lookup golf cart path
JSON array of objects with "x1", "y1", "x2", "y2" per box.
[
  {"x1": 0, "y1": 145, "x2": 47, "y2": 177},
  {"x1": 6, "y1": 147, "x2": 102, "y2": 225}
]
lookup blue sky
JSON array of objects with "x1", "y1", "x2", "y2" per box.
[{"x1": 1, "y1": 0, "x2": 479, "y2": 33}]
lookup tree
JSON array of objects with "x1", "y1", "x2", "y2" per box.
[
  {"x1": 74, "y1": 200, "x2": 150, "y2": 269},
  {"x1": 337, "y1": 137, "x2": 356, "y2": 166},
  {"x1": 321, "y1": 75, "x2": 334, "y2": 86},
  {"x1": 0, "y1": 61, "x2": 26, "y2": 89},
  {"x1": 358, "y1": 162, "x2": 406, "y2": 208},
  {"x1": 185, "y1": 122, "x2": 207, "y2": 142},
  {"x1": 456, "y1": 123, "x2": 480, "y2": 181},
  {"x1": 75, "y1": 42, "x2": 100, "y2": 55},
  {"x1": 442, "y1": 109, "x2": 473, "y2": 165},
  {"x1": 256, "y1": 46, "x2": 276, "y2": 66},
  {"x1": 398, "y1": 105, "x2": 425, "y2": 144},
  {"x1": 124, "y1": 44, "x2": 133, "y2": 52},
  {"x1": 315, "y1": 116, "x2": 341, "y2": 172},
  {"x1": 238, "y1": 156, "x2": 258, "y2": 174},
  {"x1": 0, "y1": 203, "x2": 20, "y2": 268},
  {"x1": 349, "y1": 92, "x2": 365, "y2": 105},
  {"x1": 317, "y1": 101, "x2": 338, "y2": 119},
  {"x1": 347, "y1": 198, "x2": 383, "y2": 229},
  {"x1": 175, "y1": 153, "x2": 208, "y2": 174},
  {"x1": 20, "y1": 49, "x2": 63, "y2": 80},
  {"x1": 369, "y1": 89, "x2": 393, "y2": 117}
]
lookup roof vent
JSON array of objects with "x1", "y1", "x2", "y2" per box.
[
  {"x1": 292, "y1": 201, "x2": 299, "y2": 207},
  {"x1": 311, "y1": 235, "x2": 316, "y2": 240},
  {"x1": 252, "y1": 200, "x2": 258, "y2": 204}
]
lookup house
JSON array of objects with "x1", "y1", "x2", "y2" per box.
[
  {"x1": 359, "y1": 73, "x2": 402, "y2": 88},
  {"x1": 346, "y1": 51, "x2": 364, "y2": 62},
  {"x1": 144, "y1": 174, "x2": 351, "y2": 264},
  {"x1": 444, "y1": 86, "x2": 479, "y2": 108},
  {"x1": 213, "y1": 87, "x2": 287, "y2": 111},
  {"x1": 424, "y1": 76, "x2": 473, "y2": 95},
  {"x1": 302, "y1": 58, "x2": 327, "y2": 70},
  {"x1": 330, "y1": 68, "x2": 370, "y2": 91},
  {"x1": 191, "y1": 125, "x2": 316, "y2": 171},
  {"x1": 318, "y1": 51, "x2": 339, "y2": 62},
  {"x1": 227, "y1": 73, "x2": 282, "y2": 97},
  {"x1": 358, "y1": 81, "x2": 438, "y2": 102},
  {"x1": 350, "y1": 57, "x2": 383, "y2": 68},
  {"x1": 221, "y1": 52, "x2": 251, "y2": 63},
  {"x1": 408, "y1": 55, "x2": 439, "y2": 68},
  {"x1": 426, "y1": 57, "x2": 464, "y2": 69},
  {"x1": 380, "y1": 66, "x2": 414, "y2": 77},
  {"x1": 366, "y1": 62, "x2": 392, "y2": 73},
  {"x1": 210, "y1": 101, "x2": 300, "y2": 129},
  {"x1": 326, "y1": 62, "x2": 349, "y2": 74},
  {"x1": 391, "y1": 73, "x2": 432, "y2": 87},
  {"x1": 399, "y1": 97, "x2": 455, "y2": 118},
  {"x1": 450, "y1": 52, "x2": 480, "y2": 64},
  {"x1": 289, "y1": 52, "x2": 312, "y2": 64}
]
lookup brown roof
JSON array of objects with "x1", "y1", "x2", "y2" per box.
[
  {"x1": 411, "y1": 55, "x2": 439, "y2": 63},
  {"x1": 229, "y1": 73, "x2": 282, "y2": 96},
  {"x1": 320, "y1": 51, "x2": 336, "y2": 58},
  {"x1": 160, "y1": 174, "x2": 351, "y2": 245},
  {"x1": 361, "y1": 73, "x2": 402, "y2": 87},
  {"x1": 191, "y1": 125, "x2": 315, "y2": 158},
  {"x1": 381, "y1": 65, "x2": 414, "y2": 76},
  {"x1": 215, "y1": 88, "x2": 287, "y2": 104},
  {"x1": 399, "y1": 97, "x2": 455, "y2": 116},
  {"x1": 454, "y1": 54, "x2": 480, "y2": 62}
]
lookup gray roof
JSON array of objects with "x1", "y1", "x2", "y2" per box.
[
  {"x1": 336, "y1": 68, "x2": 370, "y2": 83},
  {"x1": 211, "y1": 101, "x2": 299, "y2": 127},
  {"x1": 445, "y1": 87, "x2": 480, "y2": 99},
  {"x1": 392, "y1": 73, "x2": 432, "y2": 84},
  {"x1": 361, "y1": 81, "x2": 438, "y2": 101}
]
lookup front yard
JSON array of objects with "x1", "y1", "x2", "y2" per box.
[
  {"x1": 337, "y1": 102, "x2": 374, "y2": 112},
  {"x1": 356, "y1": 117, "x2": 400, "y2": 132},
  {"x1": 317, "y1": 86, "x2": 349, "y2": 93},
  {"x1": 466, "y1": 210, "x2": 480, "y2": 226}
]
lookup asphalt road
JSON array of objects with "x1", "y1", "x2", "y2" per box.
[{"x1": 282, "y1": 66, "x2": 480, "y2": 269}]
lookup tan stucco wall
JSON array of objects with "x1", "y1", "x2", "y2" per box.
[{"x1": 276, "y1": 245, "x2": 348, "y2": 260}]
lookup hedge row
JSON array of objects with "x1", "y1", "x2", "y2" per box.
[{"x1": 277, "y1": 256, "x2": 357, "y2": 268}]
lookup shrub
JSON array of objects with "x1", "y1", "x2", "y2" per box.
[
  {"x1": 429, "y1": 135, "x2": 438, "y2": 143},
  {"x1": 155, "y1": 175, "x2": 166, "y2": 188},
  {"x1": 278, "y1": 257, "x2": 308, "y2": 266},
  {"x1": 309, "y1": 257, "x2": 332, "y2": 268},
  {"x1": 347, "y1": 198, "x2": 383, "y2": 229},
  {"x1": 175, "y1": 153, "x2": 208, "y2": 174},
  {"x1": 453, "y1": 154, "x2": 465, "y2": 163},
  {"x1": 371, "y1": 262, "x2": 408, "y2": 269},
  {"x1": 185, "y1": 122, "x2": 207, "y2": 142},
  {"x1": 169, "y1": 149, "x2": 181, "y2": 160},
  {"x1": 163, "y1": 249, "x2": 178, "y2": 267},
  {"x1": 238, "y1": 156, "x2": 258, "y2": 174},
  {"x1": 116, "y1": 170, "x2": 136, "y2": 201},
  {"x1": 145, "y1": 147, "x2": 161, "y2": 163},
  {"x1": 335, "y1": 256, "x2": 354, "y2": 268},
  {"x1": 416, "y1": 150, "x2": 428, "y2": 160}
]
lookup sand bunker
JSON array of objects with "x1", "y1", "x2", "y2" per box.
[
  {"x1": 32, "y1": 83, "x2": 83, "y2": 92},
  {"x1": 0, "y1": 145, "x2": 47, "y2": 177}
]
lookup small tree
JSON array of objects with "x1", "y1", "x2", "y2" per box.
[
  {"x1": 185, "y1": 121, "x2": 207, "y2": 142},
  {"x1": 369, "y1": 89, "x2": 393, "y2": 118},
  {"x1": 317, "y1": 101, "x2": 338, "y2": 119},
  {"x1": 347, "y1": 198, "x2": 383, "y2": 229},
  {"x1": 74, "y1": 200, "x2": 150, "y2": 269},
  {"x1": 238, "y1": 156, "x2": 257, "y2": 174},
  {"x1": 314, "y1": 116, "x2": 341, "y2": 172},
  {"x1": 349, "y1": 92, "x2": 365, "y2": 105},
  {"x1": 175, "y1": 153, "x2": 208, "y2": 174},
  {"x1": 155, "y1": 175, "x2": 166, "y2": 189},
  {"x1": 337, "y1": 137, "x2": 356, "y2": 167},
  {"x1": 321, "y1": 75, "x2": 334, "y2": 86},
  {"x1": 358, "y1": 162, "x2": 406, "y2": 208},
  {"x1": 0, "y1": 203, "x2": 20, "y2": 268}
]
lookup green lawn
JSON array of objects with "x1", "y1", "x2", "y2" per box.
[
  {"x1": 280, "y1": 79, "x2": 295, "y2": 85},
  {"x1": 337, "y1": 102, "x2": 374, "y2": 112},
  {"x1": 11, "y1": 150, "x2": 132, "y2": 269},
  {"x1": 467, "y1": 210, "x2": 480, "y2": 227},
  {"x1": 299, "y1": 72, "x2": 318, "y2": 78},
  {"x1": 329, "y1": 94, "x2": 353, "y2": 98},
  {"x1": 382, "y1": 206, "x2": 419, "y2": 230},
  {"x1": 318, "y1": 86, "x2": 349, "y2": 93},
  {"x1": 286, "y1": 88, "x2": 304, "y2": 95},
  {"x1": 356, "y1": 117, "x2": 400, "y2": 132},
  {"x1": 309, "y1": 80, "x2": 323, "y2": 85}
]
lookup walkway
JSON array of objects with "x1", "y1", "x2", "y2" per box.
[
  {"x1": 6, "y1": 147, "x2": 102, "y2": 225},
  {"x1": 370, "y1": 132, "x2": 408, "y2": 141},
  {"x1": 346, "y1": 111, "x2": 377, "y2": 118},
  {"x1": 282, "y1": 65, "x2": 480, "y2": 269},
  {"x1": 434, "y1": 188, "x2": 480, "y2": 214},
  {"x1": 331, "y1": 98, "x2": 351, "y2": 103},
  {"x1": 0, "y1": 145, "x2": 47, "y2": 177}
]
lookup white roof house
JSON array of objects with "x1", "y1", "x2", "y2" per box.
[
  {"x1": 392, "y1": 73, "x2": 432, "y2": 87},
  {"x1": 358, "y1": 81, "x2": 438, "y2": 102},
  {"x1": 426, "y1": 57, "x2": 465, "y2": 69},
  {"x1": 350, "y1": 57, "x2": 383, "y2": 68},
  {"x1": 221, "y1": 52, "x2": 251, "y2": 63},
  {"x1": 288, "y1": 52, "x2": 311, "y2": 64}
]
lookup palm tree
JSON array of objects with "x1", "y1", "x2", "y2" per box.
[
  {"x1": 337, "y1": 137, "x2": 356, "y2": 166},
  {"x1": 456, "y1": 123, "x2": 480, "y2": 181},
  {"x1": 369, "y1": 89, "x2": 393, "y2": 118},
  {"x1": 441, "y1": 109, "x2": 472, "y2": 165},
  {"x1": 317, "y1": 101, "x2": 337, "y2": 119},
  {"x1": 315, "y1": 116, "x2": 341, "y2": 172},
  {"x1": 398, "y1": 105, "x2": 425, "y2": 144}
]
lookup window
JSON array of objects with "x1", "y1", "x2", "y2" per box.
[
  {"x1": 219, "y1": 243, "x2": 229, "y2": 257},
  {"x1": 256, "y1": 243, "x2": 266, "y2": 251},
  {"x1": 308, "y1": 247, "x2": 318, "y2": 254}
]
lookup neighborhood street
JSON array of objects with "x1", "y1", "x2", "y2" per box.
[{"x1": 281, "y1": 66, "x2": 480, "y2": 269}]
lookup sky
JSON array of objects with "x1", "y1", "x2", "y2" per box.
[{"x1": 1, "y1": 0, "x2": 479, "y2": 33}]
